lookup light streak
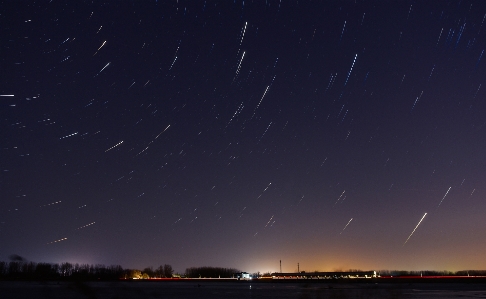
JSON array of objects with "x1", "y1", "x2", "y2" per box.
[
  {"x1": 264, "y1": 215, "x2": 274, "y2": 228},
  {"x1": 59, "y1": 132, "x2": 78, "y2": 139},
  {"x1": 105, "y1": 140, "x2": 124, "y2": 152},
  {"x1": 75, "y1": 222, "x2": 95, "y2": 230},
  {"x1": 333, "y1": 190, "x2": 346, "y2": 207},
  {"x1": 257, "y1": 183, "x2": 271, "y2": 199},
  {"x1": 93, "y1": 40, "x2": 107, "y2": 56},
  {"x1": 339, "y1": 21, "x2": 346, "y2": 41},
  {"x1": 234, "y1": 51, "x2": 246, "y2": 79},
  {"x1": 97, "y1": 41, "x2": 106, "y2": 51},
  {"x1": 240, "y1": 21, "x2": 247, "y2": 46},
  {"x1": 258, "y1": 122, "x2": 272, "y2": 142},
  {"x1": 169, "y1": 56, "x2": 177, "y2": 70},
  {"x1": 340, "y1": 218, "x2": 353, "y2": 234},
  {"x1": 225, "y1": 102, "x2": 244, "y2": 129},
  {"x1": 47, "y1": 237, "x2": 67, "y2": 245},
  {"x1": 250, "y1": 86, "x2": 269, "y2": 119},
  {"x1": 437, "y1": 186, "x2": 451, "y2": 208},
  {"x1": 403, "y1": 213, "x2": 427, "y2": 245},
  {"x1": 344, "y1": 54, "x2": 357, "y2": 86},
  {"x1": 94, "y1": 62, "x2": 111, "y2": 77},
  {"x1": 155, "y1": 125, "x2": 171, "y2": 139},
  {"x1": 436, "y1": 28, "x2": 443, "y2": 46},
  {"x1": 99, "y1": 62, "x2": 110, "y2": 73},
  {"x1": 40, "y1": 201, "x2": 61, "y2": 207},
  {"x1": 476, "y1": 51, "x2": 484, "y2": 69},
  {"x1": 136, "y1": 125, "x2": 170, "y2": 156},
  {"x1": 411, "y1": 90, "x2": 424, "y2": 112}
]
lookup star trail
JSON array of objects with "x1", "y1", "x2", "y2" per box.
[{"x1": 1, "y1": 1, "x2": 486, "y2": 274}]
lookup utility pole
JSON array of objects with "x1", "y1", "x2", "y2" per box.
[
  {"x1": 280, "y1": 260, "x2": 282, "y2": 273},
  {"x1": 298, "y1": 263, "x2": 300, "y2": 273}
]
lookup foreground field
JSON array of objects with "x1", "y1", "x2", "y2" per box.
[{"x1": 2, "y1": 281, "x2": 486, "y2": 299}]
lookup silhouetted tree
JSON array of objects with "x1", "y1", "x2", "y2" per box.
[
  {"x1": 185, "y1": 266, "x2": 240, "y2": 278},
  {"x1": 155, "y1": 265, "x2": 164, "y2": 278},
  {"x1": 0, "y1": 259, "x2": 127, "y2": 280},
  {"x1": 60, "y1": 262, "x2": 73, "y2": 277},
  {"x1": 35, "y1": 263, "x2": 56, "y2": 279},
  {"x1": 163, "y1": 264, "x2": 173, "y2": 278},
  {"x1": 142, "y1": 267, "x2": 154, "y2": 278},
  {"x1": 8, "y1": 261, "x2": 22, "y2": 278},
  {"x1": 24, "y1": 261, "x2": 37, "y2": 277},
  {"x1": 0, "y1": 261, "x2": 7, "y2": 277}
]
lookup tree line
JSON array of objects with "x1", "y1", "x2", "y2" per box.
[
  {"x1": 378, "y1": 269, "x2": 486, "y2": 276},
  {"x1": 0, "y1": 255, "x2": 174, "y2": 281},
  {"x1": 137, "y1": 264, "x2": 174, "y2": 279},
  {"x1": 0, "y1": 260, "x2": 125, "y2": 280},
  {"x1": 0, "y1": 261, "x2": 243, "y2": 280},
  {"x1": 184, "y1": 266, "x2": 241, "y2": 278}
]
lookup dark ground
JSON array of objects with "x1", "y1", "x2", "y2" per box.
[{"x1": 2, "y1": 280, "x2": 486, "y2": 298}]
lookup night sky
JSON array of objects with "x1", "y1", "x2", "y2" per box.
[{"x1": 2, "y1": 1, "x2": 486, "y2": 274}]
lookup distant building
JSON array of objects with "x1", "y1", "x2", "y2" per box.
[{"x1": 234, "y1": 272, "x2": 251, "y2": 279}]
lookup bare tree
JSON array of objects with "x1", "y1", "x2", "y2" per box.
[
  {"x1": 143, "y1": 267, "x2": 154, "y2": 278},
  {"x1": 155, "y1": 265, "x2": 164, "y2": 278},
  {"x1": 163, "y1": 264, "x2": 173, "y2": 278}
]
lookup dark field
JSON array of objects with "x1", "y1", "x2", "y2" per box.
[{"x1": 2, "y1": 280, "x2": 486, "y2": 299}]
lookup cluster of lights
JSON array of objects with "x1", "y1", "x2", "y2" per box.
[
  {"x1": 75, "y1": 222, "x2": 95, "y2": 230},
  {"x1": 40, "y1": 201, "x2": 61, "y2": 207},
  {"x1": 46, "y1": 237, "x2": 67, "y2": 245}
]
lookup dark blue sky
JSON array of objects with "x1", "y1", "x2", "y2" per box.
[{"x1": 2, "y1": 0, "x2": 486, "y2": 273}]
